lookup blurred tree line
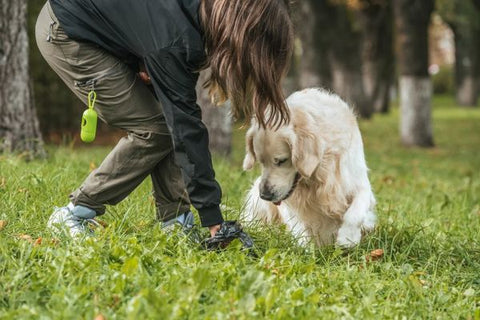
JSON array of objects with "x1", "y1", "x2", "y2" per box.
[
  {"x1": 437, "y1": 0, "x2": 480, "y2": 106},
  {"x1": 1, "y1": 0, "x2": 480, "y2": 156},
  {"x1": 26, "y1": 0, "x2": 90, "y2": 143}
]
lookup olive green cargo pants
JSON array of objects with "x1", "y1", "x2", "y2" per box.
[{"x1": 35, "y1": 1, "x2": 190, "y2": 221}]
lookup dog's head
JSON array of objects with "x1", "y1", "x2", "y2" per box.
[{"x1": 243, "y1": 108, "x2": 322, "y2": 204}]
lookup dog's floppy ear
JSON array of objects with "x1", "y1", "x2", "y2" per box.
[
  {"x1": 289, "y1": 112, "x2": 322, "y2": 178},
  {"x1": 243, "y1": 126, "x2": 256, "y2": 171}
]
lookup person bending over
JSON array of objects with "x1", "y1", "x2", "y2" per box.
[{"x1": 35, "y1": 0, "x2": 294, "y2": 241}]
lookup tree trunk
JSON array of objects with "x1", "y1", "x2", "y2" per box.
[
  {"x1": 399, "y1": 76, "x2": 434, "y2": 146},
  {"x1": 0, "y1": 0, "x2": 45, "y2": 158},
  {"x1": 291, "y1": 1, "x2": 373, "y2": 117},
  {"x1": 451, "y1": 19, "x2": 480, "y2": 106},
  {"x1": 394, "y1": 0, "x2": 435, "y2": 147},
  {"x1": 329, "y1": 54, "x2": 370, "y2": 117},
  {"x1": 473, "y1": 0, "x2": 480, "y2": 10},
  {"x1": 196, "y1": 70, "x2": 233, "y2": 157},
  {"x1": 295, "y1": 0, "x2": 332, "y2": 90},
  {"x1": 358, "y1": 0, "x2": 394, "y2": 113},
  {"x1": 327, "y1": 4, "x2": 372, "y2": 118}
]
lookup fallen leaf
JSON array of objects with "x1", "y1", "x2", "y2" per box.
[
  {"x1": 0, "y1": 177, "x2": 5, "y2": 188},
  {"x1": 366, "y1": 248, "x2": 384, "y2": 262},
  {"x1": 94, "y1": 219, "x2": 108, "y2": 228},
  {"x1": 94, "y1": 314, "x2": 106, "y2": 320},
  {"x1": 382, "y1": 175, "x2": 395, "y2": 184},
  {"x1": 0, "y1": 220, "x2": 7, "y2": 231},
  {"x1": 109, "y1": 295, "x2": 121, "y2": 308},
  {"x1": 34, "y1": 237, "x2": 43, "y2": 246},
  {"x1": 90, "y1": 161, "x2": 97, "y2": 172},
  {"x1": 17, "y1": 234, "x2": 33, "y2": 243}
]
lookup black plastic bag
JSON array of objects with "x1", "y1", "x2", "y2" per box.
[{"x1": 202, "y1": 221, "x2": 254, "y2": 251}]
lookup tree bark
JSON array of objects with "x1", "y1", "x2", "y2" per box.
[
  {"x1": 358, "y1": 0, "x2": 394, "y2": 113},
  {"x1": 0, "y1": 0, "x2": 45, "y2": 158},
  {"x1": 394, "y1": 0, "x2": 435, "y2": 147},
  {"x1": 399, "y1": 76, "x2": 434, "y2": 146},
  {"x1": 291, "y1": 1, "x2": 376, "y2": 118},
  {"x1": 196, "y1": 70, "x2": 233, "y2": 157},
  {"x1": 295, "y1": 0, "x2": 332, "y2": 90},
  {"x1": 326, "y1": 4, "x2": 372, "y2": 118},
  {"x1": 451, "y1": 14, "x2": 480, "y2": 106},
  {"x1": 473, "y1": 0, "x2": 480, "y2": 10},
  {"x1": 329, "y1": 53, "x2": 371, "y2": 117}
]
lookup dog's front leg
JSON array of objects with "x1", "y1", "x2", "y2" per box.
[
  {"x1": 278, "y1": 205, "x2": 310, "y2": 246},
  {"x1": 336, "y1": 188, "x2": 376, "y2": 247}
]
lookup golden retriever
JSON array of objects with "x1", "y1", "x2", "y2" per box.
[{"x1": 242, "y1": 88, "x2": 376, "y2": 247}]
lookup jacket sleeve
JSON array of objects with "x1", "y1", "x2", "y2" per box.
[{"x1": 144, "y1": 48, "x2": 224, "y2": 227}]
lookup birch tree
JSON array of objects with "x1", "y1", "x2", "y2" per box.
[{"x1": 394, "y1": 0, "x2": 435, "y2": 147}]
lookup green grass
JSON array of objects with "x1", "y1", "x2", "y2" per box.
[{"x1": 1, "y1": 95, "x2": 479, "y2": 319}]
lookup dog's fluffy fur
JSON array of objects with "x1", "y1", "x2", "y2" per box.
[{"x1": 242, "y1": 88, "x2": 376, "y2": 247}]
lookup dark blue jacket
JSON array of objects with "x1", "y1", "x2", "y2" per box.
[{"x1": 49, "y1": 0, "x2": 223, "y2": 227}]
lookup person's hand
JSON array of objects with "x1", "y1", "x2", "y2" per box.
[
  {"x1": 208, "y1": 224, "x2": 221, "y2": 237},
  {"x1": 203, "y1": 221, "x2": 254, "y2": 251},
  {"x1": 138, "y1": 62, "x2": 151, "y2": 85}
]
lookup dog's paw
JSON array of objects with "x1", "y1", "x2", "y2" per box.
[
  {"x1": 361, "y1": 210, "x2": 376, "y2": 232},
  {"x1": 336, "y1": 225, "x2": 362, "y2": 248}
]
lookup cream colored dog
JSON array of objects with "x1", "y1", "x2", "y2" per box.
[{"x1": 242, "y1": 88, "x2": 376, "y2": 247}]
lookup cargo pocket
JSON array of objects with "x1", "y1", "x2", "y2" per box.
[
  {"x1": 45, "y1": 5, "x2": 82, "y2": 65},
  {"x1": 73, "y1": 65, "x2": 136, "y2": 127},
  {"x1": 73, "y1": 67, "x2": 128, "y2": 91}
]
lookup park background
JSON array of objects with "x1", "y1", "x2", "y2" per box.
[{"x1": 1, "y1": 0, "x2": 479, "y2": 319}]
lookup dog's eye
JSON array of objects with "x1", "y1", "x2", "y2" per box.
[{"x1": 275, "y1": 158, "x2": 288, "y2": 166}]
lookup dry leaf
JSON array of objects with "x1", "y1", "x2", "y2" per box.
[
  {"x1": 366, "y1": 249, "x2": 384, "y2": 262},
  {"x1": 17, "y1": 234, "x2": 33, "y2": 243},
  {"x1": 109, "y1": 295, "x2": 121, "y2": 308},
  {"x1": 34, "y1": 237, "x2": 43, "y2": 246},
  {"x1": 382, "y1": 175, "x2": 395, "y2": 184},
  {"x1": 90, "y1": 161, "x2": 97, "y2": 172},
  {"x1": 0, "y1": 177, "x2": 5, "y2": 188},
  {"x1": 0, "y1": 220, "x2": 7, "y2": 231},
  {"x1": 95, "y1": 219, "x2": 108, "y2": 228},
  {"x1": 94, "y1": 314, "x2": 106, "y2": 320}
]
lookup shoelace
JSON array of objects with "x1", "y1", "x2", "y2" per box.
[{"x1": 66, "y1": 214, "x2": 100, "y2": 232}]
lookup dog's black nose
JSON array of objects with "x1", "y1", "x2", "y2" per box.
[{"x1": 260, "y1": 189, "x2": 275, "y2": 201}]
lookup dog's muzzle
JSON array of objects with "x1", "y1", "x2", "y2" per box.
[{"x1": 273, "y1": 172, "x2": 301, "y2": 206}]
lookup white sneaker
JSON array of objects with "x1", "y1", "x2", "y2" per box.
[
  {"x1": 162, "y1": 211, "x2": 195, "y2": 230},
  {"x1": 162, "y1": 211, "x2": 201, "y2": 243},
  {"x1": 47, "y1": 204, "x2": 99, "y2": 238}
]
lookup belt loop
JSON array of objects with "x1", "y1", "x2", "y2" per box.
[{"x1": 46, "y1": 21, "x2": 56, "y2": 42}]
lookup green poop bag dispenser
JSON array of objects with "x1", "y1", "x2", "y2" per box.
[{"x1": 81, "y1": 91, "x2": 98, "y2": 143}]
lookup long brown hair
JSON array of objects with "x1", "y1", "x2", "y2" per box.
[{"x1": 199, "y1": 0, "x2": 294, "y2": 129}]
